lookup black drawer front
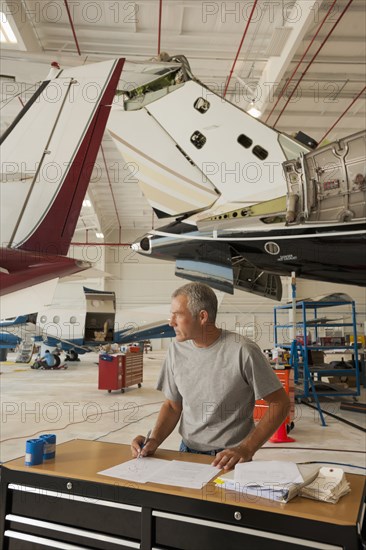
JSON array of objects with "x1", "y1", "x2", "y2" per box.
[
  {"x1": 6, "y1": 536, "x2": 57, "y2": 550},
  {"x1": 153, "y1": 515, "x2": 326, "y2": 550},
  {"x1": 10, "y1": 488, "x2": 141, "y2": 540},
  {"x1": 5, "y1": 517, "x2": 140, "y2": 550},
  {"x1": 4, "y1": 531, "x2": 137, "y2": 550}
]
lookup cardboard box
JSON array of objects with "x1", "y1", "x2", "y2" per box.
[
  {"x1": 320, "y1": 336, "x2": 345, "y2": 346},
  {"x1": 308, "y1": 350, "x2": 325, "y2": 365}
]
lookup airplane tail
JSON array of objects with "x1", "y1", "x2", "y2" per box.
[
  {"x1": 0, "y1": 59, "x2": 124, "y2": 255},
  {"x1": 108, "y1": 74, "x2": 309, "y2": 220}
]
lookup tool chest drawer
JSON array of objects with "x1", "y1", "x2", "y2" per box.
[
  {"x1": 4, "y1": 483, "x2": 142, "y2": 549},
  {"x1": 151, "y1": 510, "x2": 344, "y2": 550}
]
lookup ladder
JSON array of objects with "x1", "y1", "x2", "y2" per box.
[{"x1": 15, "y1": 341, "x2": 35, "y2": 363}]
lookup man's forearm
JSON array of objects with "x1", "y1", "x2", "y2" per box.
[{"x1": 151, "y1": 400, "x2": 182, "y2": 446}]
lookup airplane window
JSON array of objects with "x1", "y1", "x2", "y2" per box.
[
  {"x1": 237, "y1": 134, "x2": 252, "y2": 148},
  {"x1": 70, "y1": 316, "x2": 77, "y2": 324},
  {"x1": 53, "y1": 316, "x2": 60, "y2": 323},
  {"x1": 40, "y1": 315, "x2": 47, "y2": 323},
  {"x1": 253, "y1": 145, "x2": 269, "y2": 160},
  {"x1": 194, "y1": 98, "x2": 210, "y2": 113},
  {"x1": 190, "y1": 131, "x2": 206, "y2": 149}
]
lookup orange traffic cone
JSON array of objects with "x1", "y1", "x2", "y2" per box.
[{"x1": 269, "y1": 421, "x2": 295, "y2": 443}]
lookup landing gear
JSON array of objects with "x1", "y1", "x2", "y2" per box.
[{"x1": 66, "y1": 349, "x2": 79, "y2": 362}]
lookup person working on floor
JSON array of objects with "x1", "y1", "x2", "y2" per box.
[
  {"x1": 40, "y1": 350, "x2": 56, "y2": 369},
  {"x1": 131, "y1": 282, "x2": 290, "y2": 470}
]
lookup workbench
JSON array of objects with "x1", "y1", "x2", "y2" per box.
[{"x1": 1, "y1": 440, "x2": 365, "y2": 549}]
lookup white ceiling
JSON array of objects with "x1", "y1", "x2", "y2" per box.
[{"x1": 1, "y1": 0, "x2": 365, "y2": 240}]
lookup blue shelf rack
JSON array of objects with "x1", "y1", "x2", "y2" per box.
[{"x1": 274, "y1": 300, "x2": 361, "y2": 425}]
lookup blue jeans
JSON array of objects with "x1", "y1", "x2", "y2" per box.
[{"x1": 179, "y1": 440, "x2": 223, "y2": 456}]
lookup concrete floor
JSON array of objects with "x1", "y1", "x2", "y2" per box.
[{"x1": 1, "y1": 350, "x2": 365, "y2": 474}]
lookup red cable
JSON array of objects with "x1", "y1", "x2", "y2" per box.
[
  {"x1": 157, "y1": 0, "x2": 163, "y2": 55},
  {"x1": 64, "y1": 0, "x2": 81, "y2": 56},
  {"x1": 318, "y1": 86, "x2": 366, "y2": 145},
  {"x1": 265, "y1": 0, "x2": 337, "y2": 124},
  {"x1": 273, "y1": 0, "x2": 354, "y2": 128},
  {"x1": 223, "y1": 0, "x2": 259, "y2": 98}
]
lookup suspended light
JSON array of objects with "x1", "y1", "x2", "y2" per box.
[
  {"x1": 82, "y1": 199, "x2": 91, "y2": 207},
  {"x1": 247, "y1": 102, "x2": 262, "y2": 118},
  {"x1": 96, "y1": 232, "x2": 104, "y2": 239}
]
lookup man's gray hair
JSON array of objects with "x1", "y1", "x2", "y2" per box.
[{"x1": 172, "y1": 282, "x2": 218, "y2": 322}]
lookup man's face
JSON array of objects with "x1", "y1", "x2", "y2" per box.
[{"x1": 169, "y1": 295, "x2": 202, "y2": 342}]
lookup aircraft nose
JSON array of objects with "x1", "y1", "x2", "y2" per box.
[{"x1": 131, "y1": 235, "x2": 151, "y2": 254}]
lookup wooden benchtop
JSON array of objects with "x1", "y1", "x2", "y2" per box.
[{"x1": 4, "y1": 439, "x2": 365, "y2": 526}]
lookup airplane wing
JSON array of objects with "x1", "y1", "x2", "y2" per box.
[
  {"x1": 115, "y1": 321, "x2": 175, "y2": 344},
  {"x1": 42, "y1": 335, "x2": 92, "y2": 355},
  {"x1": 0, "y1": 315, "x2": 90, "y2": 354},
  {"x1": 0, "y1": 332, "x2": 21, "y2": 348},
  {"x1": 41, "y1": 321, "x2": 175, "y2": 351}
]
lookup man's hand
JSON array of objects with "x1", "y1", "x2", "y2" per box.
[
  {"x1": 131, "y1": 435, "x2": 159, "y2": 458},
  {"x1": 211, "y1": 445, "x2": 253, "y2": 470},
  {"x1": 212, "y1": 388, "x2": 290, "y2": 470},
  {"x1": 131, "y1": 399, "x2": 182, "y2": 458}
]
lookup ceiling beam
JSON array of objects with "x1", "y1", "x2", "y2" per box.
[{"x1": 242, "y1": 0, "x2": 320, "y2": 114}]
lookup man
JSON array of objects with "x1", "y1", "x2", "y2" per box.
[
  {"x1": 40, "y1": 350, "x2": 56, "y2": 369},
  {"x1": 131, "y1": 282, "x2": 290, "y2": 470}
]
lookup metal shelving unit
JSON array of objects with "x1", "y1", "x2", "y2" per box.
[{"x1": 274, "y1": 300, "x2": 361, "y2": 410}]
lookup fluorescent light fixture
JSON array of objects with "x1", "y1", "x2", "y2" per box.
[
  {"x1": 96, "y1": 232, "x2": 104, "y2": 239},
  {"x1": 247, "y1": 102, "x2": 262, "y2": 118},
  {"x1": 0, "y1": 11, "x2": 17, "y2": 44},
  {"x1": 83, "y1": 199, "x2": 92, "y2": 207}
]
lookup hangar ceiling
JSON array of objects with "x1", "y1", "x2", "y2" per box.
[{"x1": 1, "y1": 0, "x2": 365, "y2": 241}]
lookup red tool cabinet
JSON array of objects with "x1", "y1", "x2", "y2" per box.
[
  {"x1": 254, "y1": 367, "x2": 294, "y2": 429},
  {"x1": 98, "y1": 352, "x2": 143, "y2": 393}
]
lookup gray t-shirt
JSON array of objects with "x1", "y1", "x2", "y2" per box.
[{"x1": 156, "y1": 330, "x2": 282, "y2": 451}]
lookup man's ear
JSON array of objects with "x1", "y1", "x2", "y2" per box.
[{"x1": 199, "y1": 309, "x2": 209, "y2": 325}]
